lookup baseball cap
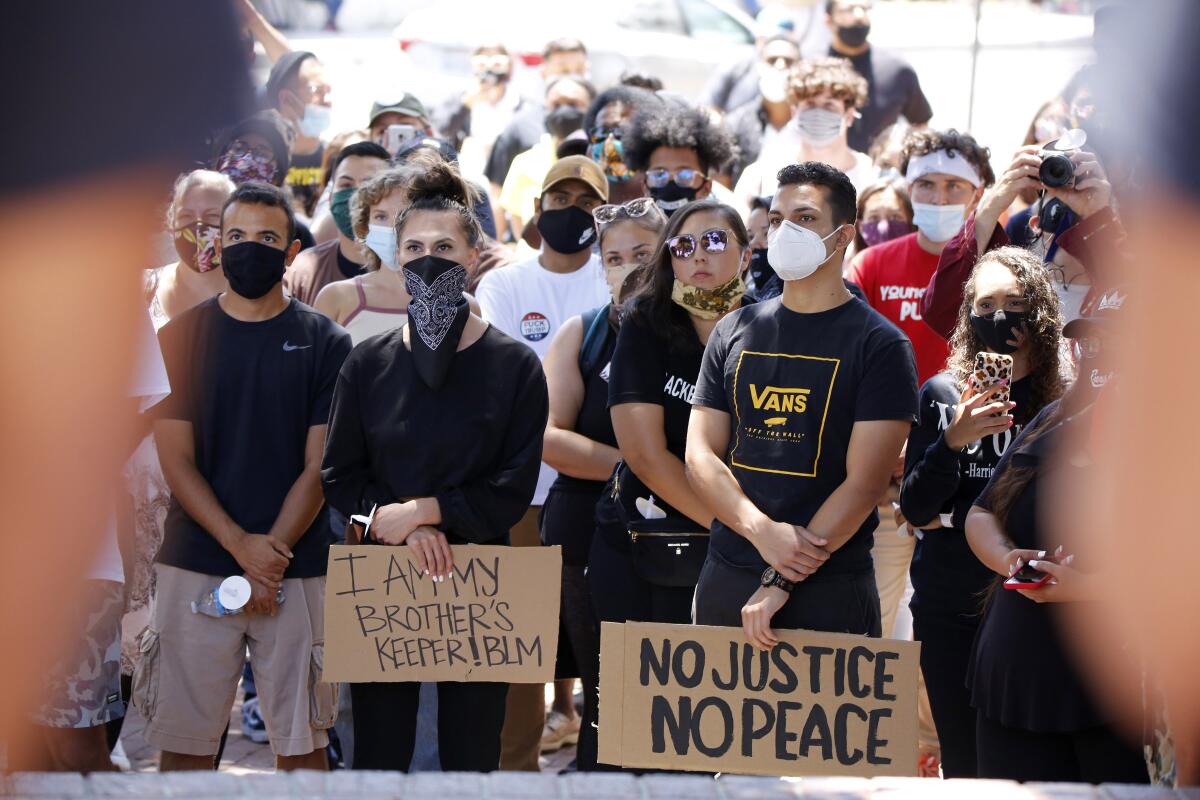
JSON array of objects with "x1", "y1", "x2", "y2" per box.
[
  {"x1": 1063, "y1": 287, "x2": 1127, "y2": 339},
  {"x1": 369, "y1": 94, "x2": 429, "y2": 127},
  {"x1": 395, "y1": 136, "x2": 459, "y2": 164},
  {"x1": 541, "y1": 155, "x2": 608, "y2": 201},
  {"x1": 211, "y1": 112, "x2": 292, "y2": 177}
]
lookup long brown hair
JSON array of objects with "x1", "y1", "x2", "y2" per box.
[{"x1": 946, "y1": 246, "x2": 1067, "y2": 427}]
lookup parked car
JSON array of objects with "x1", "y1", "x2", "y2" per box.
[{"x1": 393, "y1": 0, "x2": 758, "y2": 103}]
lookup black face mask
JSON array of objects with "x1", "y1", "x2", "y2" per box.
[
  {"x1": 537, "y1": 206, "x2": 597, "y2": 254},
  {"x1": 969, "y1": 309, "x2": 1026, "y2": 355},
  {"x1": 403, "y1": 255, "x2": 470, "y2": 390},
  {"x1": 837, "y1": 23, "x2": 871, "y2": 49},
  {"x1": 545, "y1": 105, "x2": 585, "y2": 140},
  {"x1": 748, "y1": 247, "x2": 774, "y2": 290},
  {"x1": 649, "y1": 182, "x2": 698, "y2": 216},
  {"x1": 221, "y1": 241, "x2": 287, "y2": 300}
]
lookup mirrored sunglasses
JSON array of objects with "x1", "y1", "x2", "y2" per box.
[{"x1": 667, "y1": 228, "x2": 729, "y2": 259}]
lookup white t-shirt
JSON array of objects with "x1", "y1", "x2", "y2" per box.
[
  {"x1": 475, "y1": 253, "x2": 610, "y2": 505},
  {"x1": 90, "y1": 310, "x2": 172, "y2": 583},
  {"x1": 735, "y1": 124, "x2": 878, "y2": 211}
]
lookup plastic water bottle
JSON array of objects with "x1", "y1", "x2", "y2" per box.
[{"x1": 191, "y1": 575, "x2": 286, "y2": 617}]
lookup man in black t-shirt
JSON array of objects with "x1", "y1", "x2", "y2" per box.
[
  {"x1": 824, "y1": 0, "x2": 933, "y2": 152},
  {"x1": 149, "y1": 182, "x2": 351, "y2": 771},
  {"x1": 687, "y1": 162, "x2": 917, "y2": 646}
]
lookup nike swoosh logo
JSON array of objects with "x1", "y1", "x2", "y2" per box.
[{"x1": 282, "y1": 342, "x2": 312, "y2": 352}]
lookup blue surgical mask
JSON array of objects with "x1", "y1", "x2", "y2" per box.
[
  {"x1": 365, "y1": 224, "x2": 399, "y2": 271},
  {"x1": 911, "y1": 202, "x2": 966, "y2": 243},
  {"x1": 300, "y1": 103, "x2": 332, "y2": 137}
]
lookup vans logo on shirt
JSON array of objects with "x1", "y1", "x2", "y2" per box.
[
  {"x1": 749, "y1": 384, "x2": 811, "y2": 414},
  {"x1": 520, "y1": 312, "x2": 551, "y2": 342},
  {"x1": 282, "y1": 341, "x2": 312, "y2": 351}
]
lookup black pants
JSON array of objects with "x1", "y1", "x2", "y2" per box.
[
  {"x1": 581, "y1": 525, "x2": 696, "y2": 771},
  {"x1": 562, "y1": 564, "x2": 601, "y2": 771},
  {"x1": 351, "y1": 680, "x2": 508, "y2": 772},
  {"x1": 975, "y1": 711, "x2": 1148, "y2": 784},
  {"x1": 913, "y1": 613, "x2": 979, "y2": 778},
  {"x1": 693, "y1": 551, "x2": 882, "y2": 636}
]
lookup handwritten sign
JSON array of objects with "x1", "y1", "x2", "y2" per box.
[
  {"x1": 598, "y1": 622, "x2": 919, "y2": 777},
  {"x1": 323, "y1": 544, "x2": 561, "y2": 683}
]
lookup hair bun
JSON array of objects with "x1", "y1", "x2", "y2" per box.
[{"x1": 405, "y1": 156, "x2": 474, "y2": 207}]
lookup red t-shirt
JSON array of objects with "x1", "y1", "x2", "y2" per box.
[{"x1": 847, "y1": 233, "x2": 950, "y2": 385}]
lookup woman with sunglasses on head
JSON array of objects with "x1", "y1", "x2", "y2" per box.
[
  {"x1": 540, "y1": 197, "x2": 666, "y2": 770},
  {"x1": 622, "y1": 106, "x2": 736, "y2": 217},
  {"x1": 899, "y1": 246, "x2": 1067, "y2": 777},
  {"x1": 586, "y1": 199, "x2": 752, "y2": 764},
  {"x1": 321, "y1": 158, "x2": 548, "y2": 773}
]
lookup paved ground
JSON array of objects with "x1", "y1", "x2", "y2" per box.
[{"x1": 120, "y1": 683, "x2": 577, "y2": 775}]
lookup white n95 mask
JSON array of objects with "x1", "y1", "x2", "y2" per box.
[{"x1": 766, "y1": 220, "x2": 841, "y2": 282}]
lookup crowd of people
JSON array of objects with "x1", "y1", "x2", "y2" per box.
[{"x1": 14, "y1": 0, "x2": 1179, "y2": 788}]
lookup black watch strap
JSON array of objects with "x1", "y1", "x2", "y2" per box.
[{"x1": 761, "y1": 567, "x2": 795, "y2": 593}]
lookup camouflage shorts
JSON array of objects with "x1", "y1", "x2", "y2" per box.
[{"x1": 31, "y1": 580, "x2": 125, "y2": 728}]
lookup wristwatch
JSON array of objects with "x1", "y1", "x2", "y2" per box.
[{"x1": 760, "y1": 567, "x2": 795, "y2": 593}]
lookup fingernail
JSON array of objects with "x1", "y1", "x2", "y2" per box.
[
  {"x1": 1038, "y1": 550, "x2": 1046, "y2": 558},
  {"x1": 1029, "y1": 560, "x2": 1043, "y2": 569},
  {"x1": 1055, "y1": 545, "x2": 1064, "y2": 555},
  {"x1": 1008, "y1": 419, "x2": 1014, "y2": 428},
  {"x1": 424, "y1": 570, "x2": 430, "y2": 576},
  {"x1": 1063, "y1": 555, "x2": 1075, "y2": 565}
]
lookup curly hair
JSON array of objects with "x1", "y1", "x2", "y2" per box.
[
  {"x1": 622, "y1": 107, "x2": 736, "y2": 175},
  {"x1": 946, "y1": 246, "x2": 1067, "y2": 423},
  {"x1": 899, "y1": 128, "x2": 996, "y2": 187},
  {"x1": 788, "y1": 57, "x2": 868, "y2": 110},
  {"x1": 350, "y1": 166, "x2": 421, "y2": 271}
]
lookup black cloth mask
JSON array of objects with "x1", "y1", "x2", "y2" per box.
[
  {"x1": 969, "y1": 309, "x2": 1026, "y2": 355},
  {"x1": 545, "y1": 105, "x2": 585, "y2": 140},
  {"x1": 837, "y1": 23, "x2": 871, "y2": 49},
  {"x1": 747, "y1": 247, "x2": 773, "y2": 291},
  {"x1": 649, "y1": 182, "x2": 698, "y2": 216},
  {"x1": 221, "y1": 241, "x2": 287, "y2": 299},
  {"x1": 403, "y1": 255, "x2": 470, "y2": 390},
  {"x1": 537, "y1": 206, "x2": 597, "y2": 254}
]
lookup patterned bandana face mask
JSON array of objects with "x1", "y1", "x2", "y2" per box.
[
  {"x1": 172, "y1": 221, "x2": 221, "y2": 272},
  {"x1": 217, "y1": 150, "x2": 278, "y2": 185},
  {"x1": 670, "y1": 272, "x2": 745, "y2": 320},
  {"x1": 403, "y1": 255, "x2": 470, "y2": 389}
]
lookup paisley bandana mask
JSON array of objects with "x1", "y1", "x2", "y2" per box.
[
  {"x1": 670, "y1": 273, "x2": 745, "y2": 320},
  {"x1": 404, "y1": 255, "x2": 470, "y2": 389},
  {"x1": 173, "y1": 221, "x2": 221, "y2": 273}
]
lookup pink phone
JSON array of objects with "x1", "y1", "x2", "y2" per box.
[{"x1": 1003, "y1": 563, "x2": 1052, "y2": 590}]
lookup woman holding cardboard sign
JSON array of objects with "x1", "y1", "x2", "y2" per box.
[
  {"x1": 321, "y1": 160, "x2": 548, "y2": 772},
  {"x1": 900, "y1": 246, "x2": 1066, "y2": 777}
]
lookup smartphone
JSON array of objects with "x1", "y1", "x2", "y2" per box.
[
  {"x1": 968, "y1": 352, "x2": 1014, "y2": 408},
  {"x1": 384, "y1": 124, "x2": 418, "y2": 155},
  {"x1": 1003, "y1": 563, "x2": 1052, "y2": 590}
]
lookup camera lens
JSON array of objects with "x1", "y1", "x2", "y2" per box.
[{"x1": 1039, "y1": 153, "x2": 1075, "y2": 188}]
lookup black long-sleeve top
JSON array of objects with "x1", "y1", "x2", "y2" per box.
[
  {"x1": 321, "y1": 325, "x2": 548, "y2": 545},
  {"x1": 901, "y1": 371, "x2": 1033, "y2": 620}
]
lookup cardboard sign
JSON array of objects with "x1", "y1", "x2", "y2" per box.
[
  {"x1": 323, "y1": 544, "x2": 561, "y2": 683},
  {"x1": 598, "y1": 622, "x2": 920, "y2": 777}
]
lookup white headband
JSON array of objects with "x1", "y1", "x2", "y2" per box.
[{"x1": 905, "y1": 149, "x2": 982, "y2": 188}]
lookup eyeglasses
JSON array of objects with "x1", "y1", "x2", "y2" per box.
[
  {"x1": 667, "y1": 228, "x2": 729, "y2": 260},
  {"x1": 593, "y1": 198, "x2": 657, "y2": 225},
  {"x1": 1077, "y1": 335, "x2": 1104, "y2": 360},
  {"x1": 645, "y1": 167, "x2": 708, "y2": 190},
  {"x1": 589, "y1": 127, "x2": 622, "y2": 143}
]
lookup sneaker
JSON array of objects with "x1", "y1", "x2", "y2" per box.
[
  {"x1": 540, "y1": 710, "x2": 580, "y2": 754},
  {"x1": 241, "y1": 696, "x2": 270, "y2": 744},
  {"x1": 110, "y1": 739, "x2": 131, "y2": 771}
]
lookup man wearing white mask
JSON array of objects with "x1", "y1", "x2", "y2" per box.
[
  {"x1": 724, "y1": 35, "x2": 802, "y2": 184},
  {"x1": 735, "y1": 58, "x2": 878, "y2": 212},
  {"x1": 847, "y1": 128, "x2": 994, "y2": 385},
  {"x1": 686, "y1": 161, "x2": 918, "y2": 644},
  {"x1": 266, "y1": 51, "x2": 334, "y2": 217}
]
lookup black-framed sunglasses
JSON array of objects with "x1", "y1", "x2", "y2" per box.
[
  {"x1": 589, "y1": 126, "x2": 623, "y2": 143},
  {"x1": 645, "y1": 167, "x2": 708, "y2": 190},
  {"x1": 667, "y1": 228, "x2": 729, "y2": 260},
  {"x1": 593, "y1": 197, "x2": 657, "y2": 225}
]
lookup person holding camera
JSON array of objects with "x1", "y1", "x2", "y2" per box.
[
  {"x1": 900, "y1": 246, "x2": 1067, "y2": 777},
  {"x1": 921, "y1": 142, "x2": 1123, "y2": 338}
]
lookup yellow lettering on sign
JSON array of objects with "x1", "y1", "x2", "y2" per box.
[{"x1": 750, "y1": 385, "x2": 811, "y2": 414}]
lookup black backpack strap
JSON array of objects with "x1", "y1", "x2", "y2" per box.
[{"x1": 578, "y1": 303, "x2": 613, "y2": 378}]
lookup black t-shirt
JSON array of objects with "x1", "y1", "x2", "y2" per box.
[
  {"x1": 287, "y1": 143, "x2": 325, "y2": 216},
  {"x1": 155, "y1": 296, "x2": 352, "y2": 578},
  {"x1": 606, "y1": 308, "x2": 707, "y2": 521},
  {"x1": 902, "y1": 372, "x2": 1034, "y2": 621},
  {"x1": 321, "y1": 325, "x2": 548, "y2": 545},
  {"x1": 835, "y1": 46, "x2": 933, "y2": 152},
  {"x1": 968, "y1": 400, "x2": 1106, "y2": 733},
  {"x1": 692, "y1": 296, "x2": 918, "y2": 575}
]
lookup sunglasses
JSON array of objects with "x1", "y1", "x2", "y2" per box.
[
  {"x1": 645, "y1": 167, "x2": 707, "y2": 190},
  {"x1": 593, "y1": 197, "x2": 657, "y2": 225},
  {"x1": 667, "y1": 228, "x2": 729, "y2": 260},
  {"x1": 589, "y1": 127, "x2": 623, "y2": 143}
]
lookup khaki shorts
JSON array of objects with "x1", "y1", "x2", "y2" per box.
[{"x1": 133, "y1": 565, "x2": 336, "y2": 757}]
